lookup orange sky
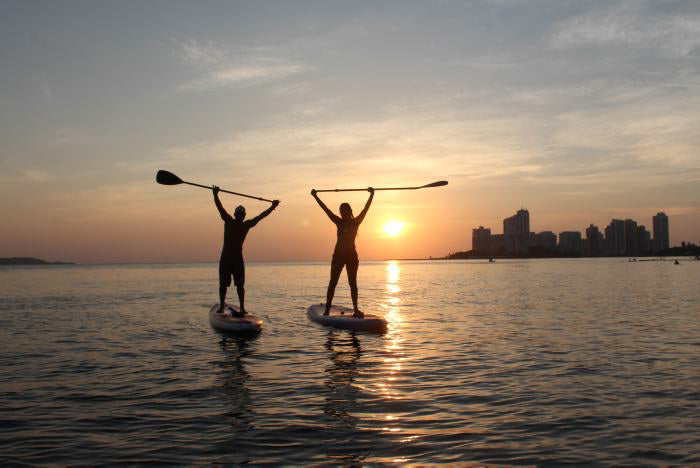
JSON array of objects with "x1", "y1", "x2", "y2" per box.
[{"x1": 1, "y1": 2, "x2": 699, "y2": 263}]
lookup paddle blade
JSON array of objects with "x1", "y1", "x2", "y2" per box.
[
  {"x1": 156, "y1": 170, "x2": 182, "y2": 185},
  {"x1": 423, "y1": 180, "x2": 448, "y2": 188}
]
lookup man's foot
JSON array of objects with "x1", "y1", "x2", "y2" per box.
[
  {"x1": 232, "y1": 308, "x2": 246, "y2": 317},
  {"x1": 323, "y1": 308, "x2": 330, "y2": 316},
  {"x1": 353, "y1": 310, "x2": 364, "y2": 318}
]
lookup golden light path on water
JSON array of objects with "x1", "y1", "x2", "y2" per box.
[{"x1": 376, "y1": 261, "x2": 418, "y2": 459}]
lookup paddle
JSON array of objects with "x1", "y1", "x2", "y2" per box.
[
  {"x1": 314, "y1": 180, "x2": 448, "y2": 193},
  {"x1": 155, "y1": 170, "x2": 274, "y2": 202}
]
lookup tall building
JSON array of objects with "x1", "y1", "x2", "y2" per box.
[
  {"x1": 637, "y1": 225, "x2": 651, "y2": 254},
  {"x1": 585, "y1": 224, "x2": 603, "y2": 256},
  {"x1": 503, "y1": 208, "x2": 530, "y2": 253},
  {"x1": 624, "y1": 219, "x2": 638, "y2": 254},
  {"x1": 472, "y1": 226, "x2": 491, "y2": 254},
  {"x1": 605, "y1": 219, "x2": 625, "y2": 255},
  {"x1": 491, "y1": 234, "x2": 505, "y2": 253},
  {"x1": 533, "y1": 231, "x2": 557, "y2": 251},
  {"x1": 653, "y1": 212, "x2": 669, "y2": 251},
  {"x1": 559, "y1": 231, "x2": 583, "y2": 253}
]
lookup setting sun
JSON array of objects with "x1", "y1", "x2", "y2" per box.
[{"x1": 383, "y1": 220, "x2": 405, "y2": 238}]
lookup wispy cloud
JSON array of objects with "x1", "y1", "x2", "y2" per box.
[
  {"x1": 551, "y1": 3, "x2": 700, "y2": 57},
  {"x1": 0, "y1": 169, "x2": 53, "y2": 183},
  {"x1": 181, "y1": 63, "x2": 308, "y2": 90},
  {"x1": 174, "y1": 39, "x2": 311, "y2": 90}
]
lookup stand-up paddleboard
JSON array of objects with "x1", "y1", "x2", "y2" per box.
[
  {"x1": 209, "y1": 304, "x2": 262, "y2": 333},
  {"x1": 307, "y1": 304, "x2": 387, "y2": 334}
]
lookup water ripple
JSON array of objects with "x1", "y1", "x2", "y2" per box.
[{"x1": 1, "y1": 259, "x2": 700, "y2": 464}]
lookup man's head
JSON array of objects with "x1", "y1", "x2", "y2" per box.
[{"x1": 234, "y1": 205, "x2": 246, "y2": 220}]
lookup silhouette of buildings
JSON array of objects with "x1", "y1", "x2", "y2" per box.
[
  {"x1": 624, "y1": 219, "x2": 639, "y2": 255},
  {"x1": 533, "y1": 231, "x2": 557, "y2": 250},
  {"x1": 559, "y1": 231, "x2": 583, "y2": 253},
  {"x1": 472, "y1": 226, "x2": 491, "y2": 255},
  {"x1": 637, "y1": 225, "x2": 651, "y2": 253},
  {"x1": 653, "y1": 212, "x2": 669, "y2": 252},
  {"x1": 503, "y1": 208, "x2": 530, "y2": 253},
  {"x1": 603, "y1": 219, "x2": 624, "y2": 255},
  {"x1": 585, "y1": 224, "x2": 604, "y2": 256},
  {"x1": 470, "y1": 209, "x2": 672, "y2": 257}
]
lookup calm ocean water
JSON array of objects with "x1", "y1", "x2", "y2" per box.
[{"x1": 1, "y1": 258, "x2": 699, "y2": 465}]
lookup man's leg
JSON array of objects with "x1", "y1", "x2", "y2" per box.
[
  {"x1": 219, "y1": 285, "x2": 227, "y2": 313},
  {"x1": 325, "y1": 261, "x2": 344, "y2": 315},
  {"x1": 218, "y1": 258, "x2": 230, "y2": 313},
  {"x1": 233, "y1": 257, "x2": 246, "y2": 316}
]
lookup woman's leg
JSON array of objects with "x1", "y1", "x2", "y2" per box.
[
  {"x1": 325, "y1": 261, "x2": 344, "y2": 314},
  {"x1": 346, "y1": 260, "x2": 362, "y2": 317}
]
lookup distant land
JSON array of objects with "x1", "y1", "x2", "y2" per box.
[
  {"x1": 0, "y1": 257, "x2": 74, "y2": 265},
  {"x1": 437, "y1": 243, "x2": 700, "y2": 260}
]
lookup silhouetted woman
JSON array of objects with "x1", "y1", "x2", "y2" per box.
[{"x1": 311, "y1": 187, "x2": 374, "y2": 317}]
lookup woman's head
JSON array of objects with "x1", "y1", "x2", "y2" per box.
[{"x1": 339, "y1": 202, "x2": 353, "y2": 220}]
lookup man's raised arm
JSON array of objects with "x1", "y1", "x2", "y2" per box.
[
  {"x1": 213, "y1": 186, "x2": 230, "y2": 221},
  {"x1": 248, "y1": 200, "x2": 280, "y2": 227}
]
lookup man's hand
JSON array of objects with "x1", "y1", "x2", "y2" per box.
[
  {"x1": 272, "y1": 200, "x2": 280, "y2": 208},
  {"x1": 311, "y1": 189, "x2": 317, "y2": 197},
  {"x1": 213, "y1": 185, "x2": 220, "y2": 195},
  {"x1": 367, "y1": 187, "x2": 375, "y2": 194}
]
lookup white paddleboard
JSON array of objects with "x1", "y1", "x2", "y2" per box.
[
  {"x1": 307, "y1": 303, "x2": 387, "y2": 334},
  {"x1": 209, "y1": 304, "x2": 263, "y2": 333}
]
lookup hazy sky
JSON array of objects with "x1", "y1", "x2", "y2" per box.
[{"x1": 1, "y1": 0, "x2": 699, "y2": 263}]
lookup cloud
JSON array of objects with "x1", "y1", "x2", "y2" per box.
[
  {"x1": 174, "y1": 39, "x2": 311, "y2": 90},
  {"x1": 177, "y1": 39, "x2": 227, "y2": 67},
  {"x1": 0, "y1": 169, "x2": 53, "y2": 183},
  {"x1": 151, "y1": 111, "x2": 549, "y2": 200},
  {"x1": 181, "y1": 63, "x2": 308, "y2": 90},
  {"x1": 551, "y1": 3, "x2": 700, "y2": 57}
]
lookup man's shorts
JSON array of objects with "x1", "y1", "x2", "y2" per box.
[{"x1": 219, "y1": 254, "x2": 245, "y2": 287}]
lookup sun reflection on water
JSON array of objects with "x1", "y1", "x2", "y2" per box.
[
  {"x1": 371, "y1": 261, "x2": 412, "y2": 440},
  {"x1": 383, "y1": 261, "x2": 402, "y2": 325}
]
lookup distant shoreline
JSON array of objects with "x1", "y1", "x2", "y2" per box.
[
  {"x1": 0, "y1": 257, "x2": 74, "y2": 266},
  {"x1": 436, "y1": 244, "x2": 700, "y2": 260}
]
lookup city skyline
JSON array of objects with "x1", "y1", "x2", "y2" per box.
[{"x1": 472, "y1": 208, "x2": 674, "y2": 257}]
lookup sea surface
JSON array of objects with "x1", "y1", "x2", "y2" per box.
[{"x1": 1, "y1": 258, "x2": 700, "y2": 465}]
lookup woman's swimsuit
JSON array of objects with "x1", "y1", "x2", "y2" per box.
[{"x1": 332, "y1": 217, "x2": 360, "y2": 265}]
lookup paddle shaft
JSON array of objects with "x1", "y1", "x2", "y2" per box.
[
  {"x1": 316, "y1": 186, "x2": 430, "y2": 193},
  {"x1": 183, "y1": 181, "x2": 274, "y2": 202}
]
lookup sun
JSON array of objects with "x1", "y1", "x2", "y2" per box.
[{"x1": 383, "y1": 220, "x2": 405, "y2": 238}]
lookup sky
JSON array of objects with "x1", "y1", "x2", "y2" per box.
[{"x1": 1, "y1": 0, "x2": 699, "y2": 263}]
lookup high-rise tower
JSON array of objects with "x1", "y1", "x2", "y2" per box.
[{"x1": 653, "y1": 212, "x2": 669, "y2": 251}]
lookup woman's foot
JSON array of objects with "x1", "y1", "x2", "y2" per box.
[{"x1": 352, "y1": 310, "x2": 364, "y2": 318}]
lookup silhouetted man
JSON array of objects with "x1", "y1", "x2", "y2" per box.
[{"x1": 213, "y1": 186, "x2": 279, "y2": 316}]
